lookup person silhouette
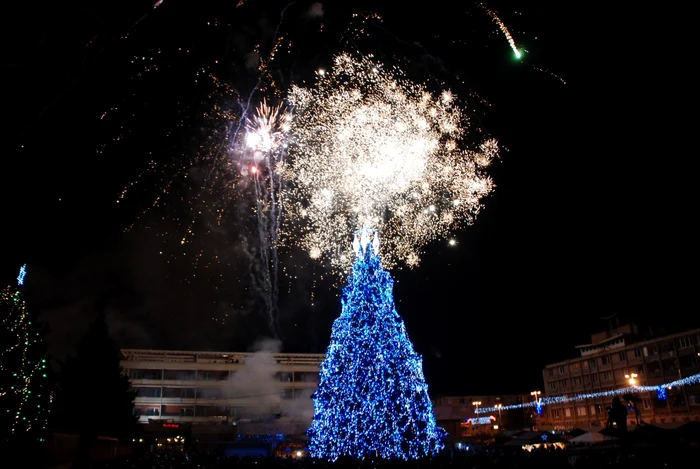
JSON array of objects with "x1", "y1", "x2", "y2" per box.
[{"x1": 607, "y1": 396, "x2": 628, "y2": 433}]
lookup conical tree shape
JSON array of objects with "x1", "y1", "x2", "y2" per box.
[
  {"x1": 0, "y1": 265, "x2": 50, "y2": 449},
  {"x1": 307, "y1": 230, "x2": 445, "y2": 460}
]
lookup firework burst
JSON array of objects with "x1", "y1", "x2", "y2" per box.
[{"x1": 281, "y1": 53, "x2": 497, "y2": 272}]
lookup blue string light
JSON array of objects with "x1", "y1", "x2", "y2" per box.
[
  {"x1": 307, "y1": 227, "x2": 445, "y2": 461},
  {"x1": 476, "y1": 374, "x2": 700, "y2": 414},
  {"x1": 535, "y1": 399, "x2": 543, "y2": 415},
  {"x1": 656, "y1": 386, "x2": 667, "y2": 401},
  {"x1": 17, "y1": 264, "x2": 26, "y2": 286}
]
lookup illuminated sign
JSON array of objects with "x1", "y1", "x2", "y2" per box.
[
  {"x1": 161, "y1": 423, "x2": 180, "y2": 429},
  {"x1": 465, "y1": 416, "x2": 496, "y2": 425}
]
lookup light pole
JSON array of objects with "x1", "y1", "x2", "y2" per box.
[
  {"x1": 472, "y1": 400, "x2": 481, "y2": 414},
  {"x1": 495, "y1": 403, "x2": 503, "y2": 430},
  {"x1": 625, "y1": 372, "x2": 640, "y2": 424},
  {"x1": 530, "y1": 391, "x2": 541, "y2": 426}
]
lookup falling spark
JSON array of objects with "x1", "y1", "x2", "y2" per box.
[
  {"x1": 479, "y1": 3, "x2": 521, "y2": 59},
  {"x1": 282, "y1": 53, "x2": 496, "y2": 272}
]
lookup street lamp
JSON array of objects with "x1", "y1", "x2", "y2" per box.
[
  {"x1": 495, "y1": 403, "x2": 503, "y2": 429},
  {"x1": 530, "y1": 390, "x2": 542, "y2": 419},
  {"x1": 625, "y1": 373, "x2": 638, "y2": 386},
  {"x1": 472, "y1": 401, "x2": 481, "y2": 414}
]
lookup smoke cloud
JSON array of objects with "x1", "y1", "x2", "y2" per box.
[
  {"x1": 227, "y1": 338, "x2": 314, "y2": 429},
  {"x1": 307, "y1": 3, "x2": 324, "y2": 18},
  {"x1": 229, "y1": 338, "x2": 283, "y2": 420}
]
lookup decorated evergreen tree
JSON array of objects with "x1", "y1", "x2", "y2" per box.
[
  {"x1": 307, "y1": 228, "x2": 445, "y2": 460},
  {"x1": 0, "y1": 265, "x2": 50, "y2": 446}
]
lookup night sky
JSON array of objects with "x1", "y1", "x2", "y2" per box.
[{"x1": 2, "y1": 1, "x2": 694, "y2": 396}]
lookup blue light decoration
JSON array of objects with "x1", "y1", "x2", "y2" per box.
[
  {"x1": 656, "y1": 386, "x2": 667, "y2": 401},
  {"x1": 476, "y1": 374, "x2": 700, "y2": 415},
  {"x1": 17, "y1": 264, "x2": 26, "y2": 286},
  {"x1": 535, "y1": 399, "x2": 543, "y2": 415},
  {"x1": 307, "y1": 227, "x2": 446, "y2": 461}
]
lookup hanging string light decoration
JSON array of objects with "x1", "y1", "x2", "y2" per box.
[{"x1": 0, "y1": 265, "x2": 50, "y2": 444}]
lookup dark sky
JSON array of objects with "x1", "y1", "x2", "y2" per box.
[{"x1": 2, "y1": 1, "x2": 694, "y2": 396}]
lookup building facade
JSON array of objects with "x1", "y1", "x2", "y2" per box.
[
  {"x1": 540, "y1": 325, "x2": 700, "y2": 430},
  {"x1": 120, "y1": 349, "x2": 324, "y2": 439},
  {"x1": 432, "y1": 393, "x2": 536, "y2": 440}
]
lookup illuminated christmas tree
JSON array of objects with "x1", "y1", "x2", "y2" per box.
[
  {"x1": 0, "y1": 265, "x2": 50, "y2": 446},
  {"x1": 307, "y1": 228, "x2": 445, "y2": 460}
]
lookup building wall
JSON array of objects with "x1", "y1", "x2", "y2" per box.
[
  {"x1": 433, "y1": 394, "x2": 536, "y2": 439},
  {"x1": 120, "y1": 349, "x2": 324, "y2": 435},
  {"x1": 540, "y1": 328, "x2": 700, "y2": 430}
]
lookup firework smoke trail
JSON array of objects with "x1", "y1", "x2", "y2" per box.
[
  {"x1": 172, "y1": 2, "x2": 296, "y2": 338},
  {"x1": 478, "y1": 2, "x2": 521, "y2": 59},
  {"x1": 244, "y1": 101, "x2": 291, "y2": 339},
  {"x1": 235, "y1": 3, "x2": 296, "y2": 340},
  {"x1": 282, "y1": 53, "x2": 497, "y2": 274}
]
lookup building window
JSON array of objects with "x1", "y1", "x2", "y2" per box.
[
  {"x1": 677, "y1": 336, "x2": 693, "y2": 349},
  {"x1": 643, "y1": 399, "x2": 652, "y2": 409},
  {"x1": 582, "y1": 360, "x2": 589, "y2": 370},
  {"x1": 576, "y1": 406, "x2": 587, "y2": 416},
  {"x1": 572, "y1": 377, "x2": 582, "y2": 386},
  {"x1": 459, "y1": 398, "x2": 466, "y2": 405},
  {"x1": 559, "y1": 380, "x2": 568, "y2": 389},
  {"x1": 128, "y1": 369, "x2": 162, "y2": 380},
  {"x1": 564, "y1": 408, "x2": 572, "y2": 417},
  {"x1": 633, "y1": 348, "x2": 643, "y2": 358},
  {"x1": 591, "y1": 374, "x2": 598, "y2": 384},
  {"x1": 197, "y1": 387, "x2": 224, "y2": 399},
  {"x1": 558, "y1": 366, "x2": 565, "y2": 374},
  {"x1": 163, "y1": 370, "x2": 196, "y2": 381},
  {"x1": 134, "y1": 406, "x2": 160, "y2": 416},
  {"x1": 589, "y1": 405, "x2": 596, "y2": 415},
  {"x1": 548, "y1": 368, "x2": 554, "y2": 377},
  {"x1": 162, "y1": 387, "x2": 195, "y2": 399},
  {"x1": 679, "y1": 354, "x2": 695, "y2": 369},
  {"x1": 571, "y1": 362, "x2": 581, "y2": 372},
  {"x1": 588, "y1": 359, "x2": 596, "y2": 369},
  {"x1": 195, "y1": 406, "x2": 228, "y2": 417},
  {"x1": 295, "y1": 371, "x2": 320, "y2": 382},
  {"x1": 600, "y1": 356, "x2": 609, "y2": 366},
  {"x1": 197, "y1": 370, "x2": 228, "y2": 381},
  {"x1": 134, "y1": 387, "x2": 161, "y2": 398},
  {"x1": 602, "y1": 371, "x2": 612, "y2": 381},
  {"x1": 618, "y1": 352, "x2": 626, "y2": 362},
  {"x1": 549, "y1": 382, "x2": 557, "y2": 391},
  {"x1": 551, "y1": 409, "x2": 560, "y2": 418}
]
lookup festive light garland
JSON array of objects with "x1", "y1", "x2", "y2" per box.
[
  {"x1": 476, "y1": 372, "x2": 700, "y2": 414},
  {"x1": 0, "y1": 265, "x2": 50, "y2": 442},
  {"x1": 307, "y1": 227, "x2": 445, "y2": 460}
]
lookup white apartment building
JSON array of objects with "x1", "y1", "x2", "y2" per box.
[{"x1": 121, "y1": 348, "x2": 324, "y2": 437}]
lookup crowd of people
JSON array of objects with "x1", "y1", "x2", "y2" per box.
[{"x1": 78, "y1": 441, "x2": 699, "y2": 469}]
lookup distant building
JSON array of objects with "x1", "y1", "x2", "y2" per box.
[
  {"x1": 120, "y1": 348, "x2": 323, "y2": 448},
  {"x1": 540, "y1": 325, "x2": 700, "y2": 430},
  {"x1": 432, "y1": 393, "x2": 535, "y2": 440}
]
